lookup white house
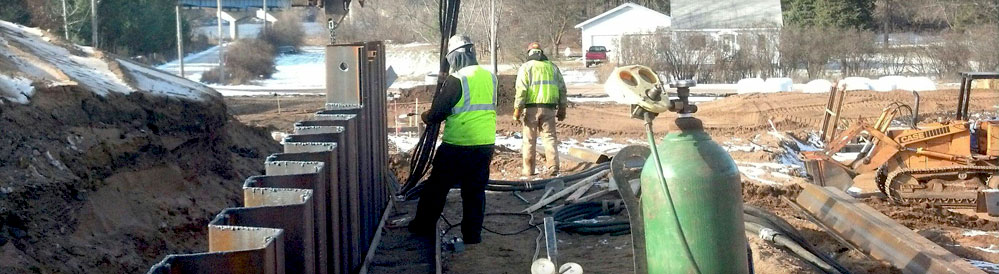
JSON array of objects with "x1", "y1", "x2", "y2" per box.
[
  {"x1": 670, "y1": 0, "x2": 782, "y2": 48},
  {"x1": 574, "y1": 3, "x2": 671, "y2": 58}
]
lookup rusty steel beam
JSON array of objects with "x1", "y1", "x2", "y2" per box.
[
  {"x1": 267, "y1": 153, "x2": 345, "y2": 274},
  {"x1": 245, "y1": 173, "x2": 329, "y2": 274},
  {"x1": 148, "y1": 228, "x2": 284, "y2": 274},
  {"x1": 211, "y1": 190, "x2": 316, "y2": 274},
  {"x1": 796, "y1": 184, "x2": 985, "y2": 274},
  {"x1": 311, "y1": 114, "x2": 365, "y2": 271},
  {"x1": 567, "y1": 147, "x2": 611, "y2": 164}
]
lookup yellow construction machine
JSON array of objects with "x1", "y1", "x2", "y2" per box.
[{"x1": 802, "y1": 72, "x2": 999, "y2": 208}]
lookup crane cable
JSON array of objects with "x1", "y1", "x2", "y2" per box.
[{"x1": 399, "y1": 0, "x2": 462, "y2": 196}]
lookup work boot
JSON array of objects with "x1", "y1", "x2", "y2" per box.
[
  {"x1": 546, "y1": 168, "x2": 560, "y2": 178},
  {"x1": 522, "y1": 167, "x2": 535, "y2": 177}
]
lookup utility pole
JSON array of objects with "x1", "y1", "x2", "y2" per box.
[
  {"x1": 217, "y1": 0, "x2": 226, "y2": 84},
  {"x1": 490, "y1": 0, "x2": 497, "y2": 73},
  {"x1": 91, "y1": 0, "x2": 97, "y2": 47},
  {"x1": 262, "y1": 0, "x2": 267, "y2": 36},
  {"x1": 176, "y1": 4, "x2": 185, "y2": 77},
  {"x1": 62, "y1": 0, "x2": 69, "y2": 40}
]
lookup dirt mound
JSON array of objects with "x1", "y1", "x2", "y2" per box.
[
  {"x1": 0, "y1": 21, "x2": 280, "y2": 272},
  {"x1": 0, "y1": 84, "x2": 280, "y2": 273}
]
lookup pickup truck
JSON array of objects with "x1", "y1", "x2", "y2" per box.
[{"x1": 584, "y1": 46, "x2": 609, "y2": 67}]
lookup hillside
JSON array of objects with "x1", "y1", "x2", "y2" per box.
[{"x1": 0, "y1": 21, "x2": 280, "y2": 272}]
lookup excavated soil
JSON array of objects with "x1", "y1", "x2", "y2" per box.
[
  {"x1": 226, "y1": 86, "x2": 999, "y2": 273},
  {"x1": 0, "y1": 87, "x2": 280, "y2": 273}
]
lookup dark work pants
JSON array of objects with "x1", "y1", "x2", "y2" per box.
[{"x1": 410, "y1": 142, "x2": 494, "y2": 242}]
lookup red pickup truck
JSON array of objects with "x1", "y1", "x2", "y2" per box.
[{"x1": 584, "y1": 46, "x2": 609, "y2": 67}]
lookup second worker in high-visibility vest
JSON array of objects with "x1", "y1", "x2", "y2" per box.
[
  {"x1": 513, "y1": 42, "x2": 568, "y2": 177},
  {"x1": 408, "y1": 35, "x2": 497, "y2": 244}
]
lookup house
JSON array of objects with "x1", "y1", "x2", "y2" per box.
[
  {"x1": 670, "y1": 0, "x2": 782, "y2": 46},
  {"x1": 574, "y1": 3, "x2": 671, "y2": 58}
]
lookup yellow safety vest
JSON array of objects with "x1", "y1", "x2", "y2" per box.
[
  {"x1": 442, "y1": 66, "x2": 497, "y2": 146},
  {"x1": 523, "y1": 60, "x2": 560, "y2": 104}
]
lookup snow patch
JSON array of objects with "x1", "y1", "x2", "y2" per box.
[
  {"x1": 561, "y1": 69, "x2": 598, "y2": 85},
  {"x1": 973, "y1": 245, "x2": 999, "y2": 254},
  {"x1": 803, "y1": 79, "x2": 834, "y2": 93},
  {"x1": 967, "y1": 259, "x2": 999, "y2": 273},
  {"x1": 737, "y1": 78, "x2": 766, "y2": 94},
  {"x1": 0, "y1": 74, "x2": 34, "y2": 104},
  {"x1": 1, "y1": 21, "x2": 213, "y2": 102},
  {"x1": 117, "y1": 59, "x2": 214, "y2": 101},
  {"x1": 963, "y1": 230, "x2": 999, "y2": 237}
]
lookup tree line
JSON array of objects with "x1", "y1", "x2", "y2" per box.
[{"x1": 1, "y1": 0, "x2": 192, "y2": 63}]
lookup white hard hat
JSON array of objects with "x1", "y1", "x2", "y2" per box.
[{"x1": 447, "y1": 35, "x2": 474, "y2": 54}]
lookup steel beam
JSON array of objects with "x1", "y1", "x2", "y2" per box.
[
  {"x1": 245, "y1": 173, "x2": 329, "y2": 274},
  {"x1": 796, "y1": 184, "x2": 984, "y2": 274},
  {"x1": 267, "y1": 153, "x2": 344, "y2": 274},
  {"x1": 211, "y1": 190, "x2": 315, "y2": 274},
  {"x1": 147, "y1": 231, "x2": 282, "y2": 274}
]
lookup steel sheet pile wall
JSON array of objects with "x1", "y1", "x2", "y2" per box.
[{"x1": 147, "y1": 42, "x2": 390, "y2": 274}]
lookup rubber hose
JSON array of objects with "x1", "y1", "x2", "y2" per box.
[
  {"x1": 565, "y1": 224, "x2": 631, "y2": 235},
  {"x1": 557, "y1": 207, "x2": 601, "y2": 222},
  {"x1": 744, "y1": 222, "x2": 842, "y2": 274},
  {"x1": 486, "y1": 163, "x2": 610, "y2": 189},
  {"x1": 486, "y1": 162, "x2": 609, "y2": 185},
  {"x1": 554, "y1": 203, "x2": 604, "y2": 222},
  {"x1": 744, "y1": 205, "x2": 809, "y2": 245},
  {"x1": 557, "y1": 220, "x2": 630, "y2": 229},
  {"x1": 743, "y1": 207, "x2": 850, "y2": 274}
]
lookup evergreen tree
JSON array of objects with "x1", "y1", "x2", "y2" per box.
[{"x1": 782, "y1": 0, "x2": 875, "y2": 29}]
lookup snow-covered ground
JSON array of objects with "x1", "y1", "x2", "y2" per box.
[
  {"x1": 0, "y1": 21, "x2": 215, "y2": 104},
  {"x1": 194, "y1": 22, "x2": 326, "y2": 42}
]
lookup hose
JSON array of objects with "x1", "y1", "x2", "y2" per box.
[
  {"x1": 404, "y1": 162, "x2": 611, "y2": 197},
  {"x1": 552, "y1": 201, "x2": 630, "y2": 235},
  {"x1": 487, "y1": 162, "x2": 610, "y2": 185},
  {"x1": 744, "y1": 222, "x2": 843, "y2": 274},
  {"x1": 743, "y1": 206, "x2": 850, "y2": 274}
]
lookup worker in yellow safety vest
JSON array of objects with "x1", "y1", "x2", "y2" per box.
[
  {"x1": 409, "y1": 34, "x2": 497, "y2": 244},
  {"x1": 513, "y1": 42, "x2": 568, "y2": 177}
]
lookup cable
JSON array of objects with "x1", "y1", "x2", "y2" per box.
[
  {"x1": 442, "y1": 212, "x2": 540, "y2": 236},
  {"x1": 399, "y1": 0, "x2": 462, "y2": 196}
]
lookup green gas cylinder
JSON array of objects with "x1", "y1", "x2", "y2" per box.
[{"x1": 640, "y1": 117, "x2": 748, "y2": 274}]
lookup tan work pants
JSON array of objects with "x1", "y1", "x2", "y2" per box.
[{"x1": 522, "y1": 107, "x2": 559, "y2": 175}]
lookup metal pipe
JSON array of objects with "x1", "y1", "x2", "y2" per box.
[
  {"x1": 543, "y1": 217, "x2": 558, "y2": 268},
  {"x1": 911, "y1": 90, "x2": 920, "y2": 128}
]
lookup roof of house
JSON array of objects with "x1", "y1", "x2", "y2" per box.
[
  {"x1": 574, "y1": 3, "x2": 670, "y2": 29},
  {"x1": 670, "y1": 0, "x2": 782, "y2": 30}
]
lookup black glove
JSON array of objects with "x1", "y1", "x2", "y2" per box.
[
  {"x1": 556, "y1": 107, "x2": 566, "y2": 121},
  {"x1": 420, "y1": 111, "x2": 430, "y2": 124}
]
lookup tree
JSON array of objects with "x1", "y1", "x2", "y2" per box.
[
  {"x1": 0, "y1": 0, "x2": 32, "y2": 24},
  {"x1": 782, "y1": 0, "x2": 875, "y2": 29}
]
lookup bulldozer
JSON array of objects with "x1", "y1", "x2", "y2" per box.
[{"x1": 802, "y1": 72, "x2": 999, "y2": 209}]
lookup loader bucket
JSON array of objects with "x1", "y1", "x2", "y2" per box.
[{"x1": 803, "y1": 158, "x2": 856, "y2": 191}]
